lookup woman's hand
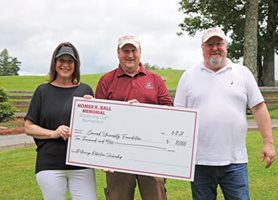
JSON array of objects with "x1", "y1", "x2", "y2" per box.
[
  {"x1": 52, "y1": 125, "x2": 71, "y2": 140},
  {"x1": 83, "y1": 95, "x2": 94, "y2": 99}
]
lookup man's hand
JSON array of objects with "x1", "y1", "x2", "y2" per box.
[
  {"x1": 128, "y1": 99, "x2": 140, "y2": 104},
  {"x1": 261, "y1": 142, "x2": 276, "y2": 168}
]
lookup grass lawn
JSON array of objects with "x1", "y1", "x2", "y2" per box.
[
  {"x1": 247, "y1": 105, "x2": 278, "y2": 120},
  {"x1": 0, "y1": 130, "x2": 277, "y2": 200},
  {"x1": 0, "y1": 69, "x2": 184, "y2": 91},
  {"x1": 3, "y1": 71, "x2": 278, "y2": 118}
]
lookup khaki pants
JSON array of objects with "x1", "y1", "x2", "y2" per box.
[{"x1": 104, "y1": 172, "x2": 167, "y2": 200}]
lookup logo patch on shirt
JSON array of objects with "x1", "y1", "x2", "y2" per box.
[{"x1": 145, "y1": 82, "x2": 154, "y2": 90}]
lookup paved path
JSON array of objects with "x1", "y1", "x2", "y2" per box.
[
  {"x1": 1, "y1": 120, "x2": 278, "y2": 150},
  {"x1": 248, "y1": 119, "x2": 278, "y2": 130},
  {"x1": 0, "y1": 134, "x2": 34, "y2": 150}
]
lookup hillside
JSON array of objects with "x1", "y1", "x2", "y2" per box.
[{"x1": 0, "y1": 69, "x2": 184, "y2": 91}]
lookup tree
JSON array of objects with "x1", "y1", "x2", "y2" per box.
[
  {"x1": 178, "y1": 0, "x2": 278, "y2": 86},
  {"x1": 144, "y1": 63, "x2": 172, "y2": 70},
  {"x1": 144, "y1": 63, "x2": 160, "y2": 70},
  {"x1": 259, "y1": 0, "x2": 277, "y2": 86},
  {"x1": 244, "y1": 0, "x2": 258, "y2": 80},
  {"x1": 0, "y1": 49, "x2": 21, "y2": 76}
]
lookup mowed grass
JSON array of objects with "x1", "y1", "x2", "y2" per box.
[
  {"x1": 0, "y1": 130, "x2": 277, "y2": 200},
  {"x1": 0, "y1": 75, "x2": 49, "y2": 91},
  {"x1": 3, "y1": 69, "x2": 278, "y2": 118},
  {"x1": 0, "y1": 69, "x2": 184, "y2": 91}
]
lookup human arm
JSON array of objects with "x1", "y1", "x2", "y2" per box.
[
  {"x1": 251, "y1": 102, "x2": 276, "y2": 168},
  {"x1": 24, "y1": 119, "x2": 71, "y2": 140}
]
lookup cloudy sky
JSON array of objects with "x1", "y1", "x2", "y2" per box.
[
  {"x1": 0, "y1": 0, "x2": 277, "y2": 77},
  {"x1": 0, "y1": 0, "x2": 203, "y2": 75}
]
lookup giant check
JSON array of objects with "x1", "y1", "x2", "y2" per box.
[{"x1": 66, "y1": 97, "x2": 199, "y2": 181}]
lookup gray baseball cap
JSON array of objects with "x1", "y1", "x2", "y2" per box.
[{"x1": 56, "y1": 46, "x2": 77, "y2": 60}]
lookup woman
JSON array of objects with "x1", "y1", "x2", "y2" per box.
[{"x1": 24, "y1": 42, "x2": 97, "y2": 200}]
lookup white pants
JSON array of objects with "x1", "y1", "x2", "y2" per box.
[{"x1": 36, "y1": 169, "x2": 97, "y2": 200}]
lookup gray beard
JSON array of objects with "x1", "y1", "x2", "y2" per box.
[{"x1": 209, "y1": 56, "x2": 223, "y2": 66}]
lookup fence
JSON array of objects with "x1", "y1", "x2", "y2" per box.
[
  {"x1": 259, "y1": 87, "x2": 278, "y2": 106},
  {"x1": 8, "y1": 90, "x2": 33, "y2": 113},
  {"x1": 8, "y1": 87, "x2": 278, "y2": 113}
]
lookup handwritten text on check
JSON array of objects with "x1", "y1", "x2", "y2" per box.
[{"x1": 66, "y1": 97, "x2": 199, "y2": 181}]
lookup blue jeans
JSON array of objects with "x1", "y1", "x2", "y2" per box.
[{"x1": 191, "y1": 164, "x2": 249, "y2": 200}]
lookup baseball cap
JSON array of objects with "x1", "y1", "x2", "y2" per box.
[
  {"x1": 118, "y1": 35, "x2": 140, "y2": 48},
  {"x1": 56, "y1": 46, "x2": 77, "y2": 60},
  {"x1": 202, "y1": 27, "x2": 227, "y2": 43}
]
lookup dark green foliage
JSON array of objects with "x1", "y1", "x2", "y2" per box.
[
  {"x1": 144, "y1": 63, "x2": 161, "y2": 70},
  {"x1": 144, "y1": 63, "x2": 172, "y2": 70},
  {"x1": 0, "y1": 87, "x2": 9, "y2": 102},
  {"x1": 0, "y1": 49, "x2": 21, "y2": 76},
  {"x1": 178, "y1": 0, "x2": 278, "y2": 85},
  {"x1": 0, "y1": 88, "x2": 16, "y2": 122}
]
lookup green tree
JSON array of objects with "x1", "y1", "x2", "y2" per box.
[
  {"x1": 0, "y1": 49, "x2": 21, "y2": 76},
  {"x1": 144, "y1": 63, "x2": 160, "y2": 70},
  {"x1": 143, "y1": 63, "x2": 172, "y2": 70},
  {"x1": 178, "y1": 0, "x2": 278, "y2": 86}
]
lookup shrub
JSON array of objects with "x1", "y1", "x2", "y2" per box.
[
  {"x1": 0, "y1": 88, "x2": 16, "y2": 122},
  {"x1": 0, "y1": 87, "x2": 9, "y2": 102}
]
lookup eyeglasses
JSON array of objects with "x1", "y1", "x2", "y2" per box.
[
  {"x1": 57, "y1": 58, "x2": 75, "y2": 65},
  {"x1": 204, "y1": 42, "x2": 225, "y2": 48},
  {"x1": 121, "y1": 48, "x2": 139, "y2": 54}
]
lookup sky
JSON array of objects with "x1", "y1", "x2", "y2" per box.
[
  {"x1": 0, "y1": 0, "x2": 203, "y2": 75},
  {"x1": 0, "y1": 0, "x2": 277, "y2": 77}
]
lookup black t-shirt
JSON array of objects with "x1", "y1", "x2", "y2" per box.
[{"x1": 25, "y1": 83, "x2": 94, "y2": 173}]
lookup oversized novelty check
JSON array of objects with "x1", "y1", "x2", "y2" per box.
[{"x1": 66, "y1": 97, "x2": 199, "y2": 181}]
